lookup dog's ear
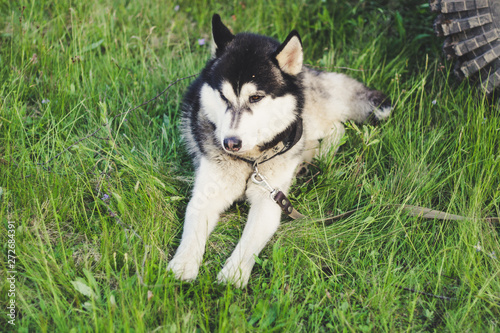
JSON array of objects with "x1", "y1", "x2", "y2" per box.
[
  {"x1": 212, "y1": 14, "x2": 234, "y2": 58},
  {"x1": 274, "y1": 30, "x2": 303, "y2": 75}
]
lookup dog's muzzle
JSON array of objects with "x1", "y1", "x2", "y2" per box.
[{"x1": 223, "y1": 136, "x2": 242, "y2": 152}]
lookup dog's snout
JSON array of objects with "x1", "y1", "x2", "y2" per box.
[{"x1": 223, "y1": 137, "x2": 242, "y2": 152}]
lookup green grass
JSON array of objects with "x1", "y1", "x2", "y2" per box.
[{"x1": 1, "y1": 0, "x2": 499, "y2": 331}]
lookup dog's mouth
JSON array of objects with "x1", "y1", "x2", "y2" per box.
[
  {"x1": 220, "y1": 133, "x2": 260, "y2": 155},
  {"x1": 220, "y1": 118, "x2": 303, "y2": 161},
  {"x1": 220, "y1": 136, "x2": 266, "y2": 162}
]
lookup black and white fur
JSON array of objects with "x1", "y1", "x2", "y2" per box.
[{"x1": 167, "y1": 14, "x2": 391, "y2": 287}]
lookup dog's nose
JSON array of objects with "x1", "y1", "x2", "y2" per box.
[{"x1": 223, "y1": 137, "x2": 242, "y2": 152}]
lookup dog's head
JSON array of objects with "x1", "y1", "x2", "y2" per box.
[{"x1": 200, "y1": 14, "x2": 304, "y2": 156}]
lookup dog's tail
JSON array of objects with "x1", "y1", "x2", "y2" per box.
[
  {"x1": 330, "y1": 72, "x2": 392, "y2": 125},
  {"x1": 366, "y1": 89, "x2": 392, "y2": 123}
]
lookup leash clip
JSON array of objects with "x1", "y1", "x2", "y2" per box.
[
  {"x1": 251, "y1": 166, "x2": 279, "y2": 200},
  {"x1": 250, "y1": 165, "x2": 305, "y2": 219}
]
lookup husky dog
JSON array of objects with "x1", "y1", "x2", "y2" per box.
[{"x1": 167, "y1": 14, "x2": 391, "y2": 287}]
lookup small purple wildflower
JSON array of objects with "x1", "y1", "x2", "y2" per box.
[
  {"x1": 42, "y1": 99, "x2": 50, "y2": 104},
  {"x1": 198, "y1": 38, "x2": 206, "y2": 46},
  {"x1": 432, "y1": 100, "x2": 437, "y2": 105},
  {"x1": 174, "y1": 5, "x2": 180, "y2": 11},
  {"x1": 102, "y1": 193, "x2": 110, "y2": 201}
]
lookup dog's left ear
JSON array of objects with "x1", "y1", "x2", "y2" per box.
[
  {"x1": 274, "y1": 30, "x2": 303, "y2": 75},
  {"x1": 212, "y1": 14, "x2": 234, "y2": 58}
]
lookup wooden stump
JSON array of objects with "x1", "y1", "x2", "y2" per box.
[{"x1": 430, "y1": 0, "x2": 500, "y2": 94}]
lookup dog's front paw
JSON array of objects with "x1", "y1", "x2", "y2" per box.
[
  {"x1": 295, "y1": 162, "x2": 310, "y2": 177},
  {"x1": 167, "y1": 255, "x2": 200, "y2": 282},
  {"x1": 217, "y1": 259, "x2": 253, "y2": 288}
]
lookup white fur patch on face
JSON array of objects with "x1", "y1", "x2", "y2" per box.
[
  {"x1": 200, "y1": 81, "x2": 298, "y2": 153},
  {"x1": 224, "y1": 82, "x2": 297, "y2": 152},
  {"x1": 200, "y1": 83, "x2": 226, "y2": 125}
]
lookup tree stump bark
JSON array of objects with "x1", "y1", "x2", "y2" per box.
[{"x1": 430, "y1": 0, "x2": 500, "y2": 94}]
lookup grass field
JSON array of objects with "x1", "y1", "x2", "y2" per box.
[{"x1": 1, "y1": 0, "x2": 499, "y2": 331}]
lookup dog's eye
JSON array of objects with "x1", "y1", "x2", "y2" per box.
[{"x1": 249, "y1": 95, "x2": 264, "y2": 103}]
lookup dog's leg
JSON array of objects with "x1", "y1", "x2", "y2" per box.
[
  {"x1": 217, "y1": 159, "x2": 299, "y2": 287},
  {"x1": 303, "y1": 121, "x2": 345, "y2": 162},
  {"x1": 167, "y1": 157, "x2": 247, "y2": 281},
  {"x1": 318, "y1": 121, "x2": 345, "y2": 158},
  {"x1": 217, "y1": 193, "x2": 282, "y2": 287}
]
